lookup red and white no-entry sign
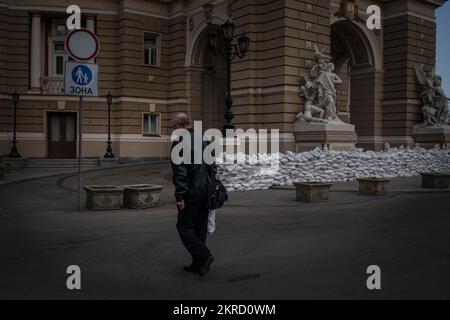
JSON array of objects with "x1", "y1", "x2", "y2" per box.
[{"x1": 65, "y1": 28, "x2": 100, "y2": 61}]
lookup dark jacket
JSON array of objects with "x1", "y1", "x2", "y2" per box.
[{"x1": 171, "y1": 128, "x2": 216, "y2": 202}]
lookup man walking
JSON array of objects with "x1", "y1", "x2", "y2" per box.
[{"x1": 171, "y1": 113, "x2": 215, "y2": 277}]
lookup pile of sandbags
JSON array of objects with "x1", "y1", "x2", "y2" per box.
[{"x1": 216, "y1": 146, "x2": 450, "y2": 192}]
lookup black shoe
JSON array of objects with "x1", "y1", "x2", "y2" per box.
[
  {"x1": 197, "y1": 255, "x2": 215, "y2": 277},
  {"x1": 183, "y1": 265, "x2": 198, "y2": 273}
]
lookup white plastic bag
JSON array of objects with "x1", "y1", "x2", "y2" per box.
[{"x1": 207, "y1": 209, "x2": 216, "y2": 234}]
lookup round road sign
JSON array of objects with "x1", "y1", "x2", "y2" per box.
[{"x1": 65, "y1": 28, "x2": 100, "y2": 61}]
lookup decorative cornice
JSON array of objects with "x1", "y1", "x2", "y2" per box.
[
  {"x1": 423, "y1": 0, "x2": 447, "y2": 8},
  {"x1": 383, "y1": 11, "x2": 436, "y2": 22}
]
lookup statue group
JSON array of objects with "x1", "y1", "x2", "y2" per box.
[
  {"x1": 415, "y1": 65, "x2": 450, "y2": 128},
  {"x1": 297, "y1": 46, "x2": 344, "y2": 124},
  {"x1": 297, "y1": 48, "x2": 449, "y2": 129}
]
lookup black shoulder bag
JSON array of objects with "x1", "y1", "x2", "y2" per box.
[{"x1": 206, "y1": 164, "x2": 228, "y2": 210}]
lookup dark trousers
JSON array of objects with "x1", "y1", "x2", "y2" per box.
[{"x1": 176, "y1": 198, "x2": 211, "y2": 267}]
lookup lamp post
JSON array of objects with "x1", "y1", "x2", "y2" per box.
[
  {"x1": 104, "y1": 91, "x2": 115, "y2": 158},
  {"x1": 8, "y1": 90, "x2": 21, "y2": 158},
  {"x1": 207, "y1": 21, "x2": 250, "y2": 136}
]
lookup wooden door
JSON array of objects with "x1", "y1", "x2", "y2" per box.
[{"x1": 47, "y1": 112, "x2": 77, "y2": 159}]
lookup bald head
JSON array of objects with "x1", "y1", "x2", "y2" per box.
[{"x1": 172, "y1": 113, "x2": 191, "y2": 129}]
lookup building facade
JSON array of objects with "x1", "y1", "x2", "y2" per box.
[{"x1": 0, "y1": 0, "x2": 447, "y2": 159}]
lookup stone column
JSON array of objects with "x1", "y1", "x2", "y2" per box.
[
  {"x1": 86, "y1": 15, "x2": 95, "y2": 32},
  {"x1": 29, "y1": 12, "x2": 41, "y2": 91}
]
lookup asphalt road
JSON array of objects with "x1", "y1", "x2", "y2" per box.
[{"x1": 0, "y1": 163, "x2": 449, "y2": 299}]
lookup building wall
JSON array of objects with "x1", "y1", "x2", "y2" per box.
[
  {"x1": 0, "y1": 0, "x2": 180, "y2": 158},
  {"x1": 230, "y1": 0, "x2": 331, "y2": 151},
  {"x1": 0, "y1": 0, "x2": 447, "y2": 158},
  {"x1": 0, "y1": 3, "x2": 30, "y2": 140},
  {"x1": 0, "y1": 4, "x2": 29, "y2": 93}
]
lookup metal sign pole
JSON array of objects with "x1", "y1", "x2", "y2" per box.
[
  {"x1": 78, "y1": 96, "x2": 83, "y2": 212},
  {"x1": 64, "y1": 29, "x2": 100, "y2": 212}
]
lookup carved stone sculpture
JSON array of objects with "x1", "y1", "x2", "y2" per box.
[
  {"x1": 297, "y1": 46, "x2": 343, "y2": 123},
  {"x1": 296, "y1": 76, "x2": 326, "y2": 123},
  {"x1": 415, "y1": 64, "x2": 450, "y2": 127}
]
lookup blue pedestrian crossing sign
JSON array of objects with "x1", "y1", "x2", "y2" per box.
[
  {"x1": 72, "y1": 65, "x2": 92, "y2": 85},
  {"x1": 64, "y1": 61, "x2": 98, "y2": 96}
]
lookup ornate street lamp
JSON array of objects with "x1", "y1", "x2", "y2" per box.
[
  {"x1": 207, "y1": 21, "x2": 250, "y2": 135},
  {"x1": 104, "y1": 91, "x2": 115, "y2": 158},
  {"x1": 8, "y1": 90, "x2": 21, "y2": 158}
]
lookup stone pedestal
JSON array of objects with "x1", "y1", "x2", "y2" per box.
[
  {"x1": 357, "y1": 178, "x2": 391, "y2": 196},
  {"x1": 123, "y1": 184, "x2": 164, "y2": 209},
  {"x1": 293, "y1": 181, "x2": 333, "y2": 203},
  {"x1": 83, "y1": 185, "x2": 124, "y2": 210},
  {"x1": 413, "y1": 126, "x2": 450, "y2": 149},
  {"x1": 419, "y1": 173, "x2": 450, "y2": 189},
  {"x1": 294, "y1": 121, "x2": 357, "y2": 152}
]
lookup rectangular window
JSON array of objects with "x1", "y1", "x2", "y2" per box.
[
  {"x1": 143, "y1": 113, "x2": 160, "y2": 136},
  {"x1": 55, "y1": 55, "x2": 64, "y2": 75},
  {"x1": 144, "y1": 33, "x2": 159, "y2": 66},
  {"x1": 53, "y1": 42, "x2": 66, "y2": 76}
]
